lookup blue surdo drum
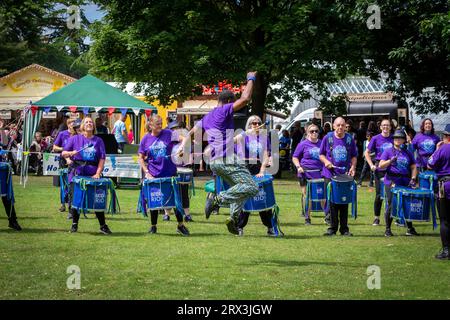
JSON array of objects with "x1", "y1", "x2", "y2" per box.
[
  {"x1": 391, "y1": 187, "x2": 436, "y2": 225},
  {"x1": 0, "y1": 162, "x2": 14, "y2": 199},
  {"x1": 305, "y1": 178, "x2": 326, "y2": 212},
  {"x1": 243, "y1": 175, "x2": 276, "y2": 212},
  {"x1": 177, "y1": 167, "x2": 193, "y2": 184},
  {"x1": 418, "y1": 170, "x2": 438, "y2": 192},
  {"x1": 72, "y1": 177, "x2": 112, "y2": 213},
  {"x1": 328, "y1": 174, "x2": 357, "y2": 204},
  {"x1": 141, "y1": 177, "x2": 177, "y2": 210}
]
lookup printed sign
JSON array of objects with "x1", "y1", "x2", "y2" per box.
[{"x1": 43, "y1": 153, "x2": 142, "y2": 178}]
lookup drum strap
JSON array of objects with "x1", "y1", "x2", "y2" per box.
[
  {"x1": 59, "y1": 169, "x2": 69, "y2": 205},
  {"x1": 171, "y1": 177, "x2": 185, "y2": 217},
  {"x1": 271, "y1": 205, "x2": 283, "y2": 237},
  {"x1": 137, "y1": 183, "x2": 148, "y2": 217},
  {"x1": 107, "y1": 179, "x2": 119, "y2": 215}
]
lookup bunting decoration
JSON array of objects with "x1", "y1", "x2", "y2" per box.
[
  {"x1": 83, "y1": 106, "x2": 90, "y2": 115},
  {"x1": 44, "y1": 107, "x2": 51, "y2": 114},
  {"x1": 121, "y1": 108, "x2": 128, "y2": 117},
  {"x1": 69, "y1": 106, "x2": 77, "y2": 113},
  {"x1": 31, "y1": 105, "x2": 38, "y2": 116},
  {"x1": 144, "y1": 109, "x2": 152, "y2": 118},
  {"x1": 108, "y1": 107, "x2": 115, "y2": 115},
  {"x1": 94, "y1": 107, "x2": 103, "y2": 113},
  {"x1": 56, "y1": 105, "x2": 65, "y2": 112}
]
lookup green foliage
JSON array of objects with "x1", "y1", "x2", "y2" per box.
[{"x1": 0, "y1": 0, "x2": 91, "y2": 78}]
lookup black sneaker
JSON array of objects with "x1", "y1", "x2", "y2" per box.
[
  {"x1": 100, "y1": 224, "x2": 112, "y2": 235},
  {"x1": 237, "y1": 228, "x2": 244, "y2": 237},
  {"x1": 305, "y1": 218, "x2": 311, "y2": 226},
  {"x1": 435, "y1": 247, "x2": 450, "y2": 260},
  {"x1": 267, "y1": 228, "x2": 276, "y2": 237},
  {"x1": 177, "y1": 224, "x2": 190, "y2": 236},
  {"x1": 149, "y1": 226, "x2": 157, "y2": 234},
  {"x1": 59, "y1": 204, "x2": 66, "y2": 212},
  {"x1": 226, "y1": 217, "x2": 238, "y2": 235},
  {"x1": 184, "y1": 215, "x2": 194, "y2": 222},
  {"x1": 324, "y1": 214, "x2": 331, "y2": 225},
  {"x1": 341, "y1": 231, "x2": 353, "y2": 236},
  {"x1": 395, "y1": 219, "x2": 405, "y2": 227},
  {"x1": 372, "y1": 217, "x2": 380, "y2": 226},
  {"x1": 8, "y1": 220, "x2": 22, "y2": 231},
  {"x1": 70, "y1": 223, "x2": 78, "y2": 233},
  {"x1": 323, "y1": 230, "x2": 336, "y2": 236},
  {"x1": 406, "y1": 228, "x2": 419, "y2": 236},
  {"x1": 385, "y1": 229, "x2": 394, "y2": 237},
  {"x1": 205, "y1": 195, "x2": 220, "y2": 219},
  {"x1": 67, "y1": 212, "x2": 73, "y2": 220}
]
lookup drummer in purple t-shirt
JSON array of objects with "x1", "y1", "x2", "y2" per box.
[
  {"x1": 179, "y1": 72, "x2": 259, "y2": 235},
  {"x1": 427, "y1": 124, "x2": 450, "y2": 260},
  {"x1": 62, "y1": 117, "x2": 111, "y2": 235},
  {"x1": 364, "y1": 119, "x2": 394, "y2": 226},
  {"x1": 138, "y1": 115, "x2": 190, "y2": 236},
  {"x1": 319, "y1": 117, "x2": 358, "y2": 236},
  {"x1": 234, "y1": 115, "x2": 276, "y2": 236},
  {"x1": 412, "y1": 118, "x2": 441, "y2": 171},
  {"x1": 292, "y1": 123, "x2": 323, "y2": 225},
  {"x1": 379, "y1": 129, "x2": 418, "y2": 237}
]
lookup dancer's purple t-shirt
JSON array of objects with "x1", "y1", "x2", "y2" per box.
[
  {"x1": 139, "y1": 129, "x2": 179, "y2": 178},
  {"x1": 367, "y1": 133, "x2": 393, "y2": 171},
  {"x1": 293, "y1": 139, "x2": 322, "y2": 179},
  {"x1": 54, "y1": 130, "x2": 71, "y2": 149},
  {"x1": 319, "y1": 133, "x2": 357, "y2": 178},
  {"x1": 236, "y1": 132, "x2": 271, "y2": 162},
  {"x1": 428, "y1": 144, "x2": 450, "y2": 199},
  {"x1": 196, "y1": 103, "x2": 234, "y2": 161},
  {"x1": 412, "y1": 133, "x2": 441, "y2": 168},
  {"x1": 64, "y1": 134, "x2": 106, "y2": 182},
  {"x1": 380, "y1": 147, "x2": 415, "y2": 186}
]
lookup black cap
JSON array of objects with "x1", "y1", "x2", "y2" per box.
[
  {"x1": 443, "y1": 124, "x2": 450, "y2": 135},
  {"x1": 72, "y1": 118, "x2": 82, "y2": 128},
  {"x1": 393, "y1": 129, "x2": 406, "y2": 139}
]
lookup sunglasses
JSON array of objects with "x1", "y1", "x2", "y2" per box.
[
  {"x1": 309, "y1": 130, "x2": 319, "y2": 133},
  {"x1": 252, "y1": 122, "x2": 261, "y2": 125}
]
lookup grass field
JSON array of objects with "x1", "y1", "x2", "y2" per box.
[{"x1": 0, "y1": 174, "x2": 449, "y2": 300}]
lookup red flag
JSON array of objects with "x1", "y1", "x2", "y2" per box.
[
  {"x1": 69, "y1": 106, "x2": 77, "y2": 113},
  {"x1": 144, "y1": 109, "x2": 152, "y2": 118},
  {"x1": 108, "y1": 107, "x2": 115, "y2": 115},
  {"x1": 31, "y1": 105, "x2": 38, "y2": 116}
]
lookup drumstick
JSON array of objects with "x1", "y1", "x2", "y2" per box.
[
  {"x1": 255, "y1": 120, "x2": 270, "y2": 130},
  {"x1": 72, "y1": 143, "x2": 94, "y2": 155}
]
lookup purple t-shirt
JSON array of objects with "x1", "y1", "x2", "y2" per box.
[
  {"x1": 367, "y1": 134, "x2": 393, "y2": 170},
  {"x1": 196, "y1": 103, "x2": 234, "y2": 161},
  {"x1": 428, "y1": 144, "x2": 450, "y2": 199},
  {"x1": 64, "y1": 134, "x2": 106, "y2": 182},
  {"x1": 236, "y1": 132, "x2": 271, "y2": 162},
  {"x1": 412, "y1": 133, "x2": 441, "y2": 168},
  {"x1": 139, "y1": 129, "x2": 179, "y2": 178},
  {"x1": 54, "y1": 130, "x2": 71, "y2": 149},
  {"x1": 293, "y1": 139, "x2": 322, "y2": 179},
  {"x1": 319, "y1": 133, "x2": 358, "y2": 178},
  {"x1": 380, "y1": 147, "x2": 415, "y2": 186}
]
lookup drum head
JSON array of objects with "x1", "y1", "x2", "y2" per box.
[
  {"x1": 331, "y1": 174, "x2": 354, "y2": 183},
  {"x1": 177, "y1": 167, "x2": 193, "y2": 174}
]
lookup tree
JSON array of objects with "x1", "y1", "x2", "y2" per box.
[
  {"x1": 0, "y1": 0, "x2": 91, "y2": 78},
  {"x1": 90, "y1": 0, "x2": 370, "y2": 117}
]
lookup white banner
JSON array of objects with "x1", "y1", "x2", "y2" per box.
[{"x1": 42, "y1": 153, "x2": 142, "y2": 178}]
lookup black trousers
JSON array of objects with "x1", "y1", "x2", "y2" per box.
[
  {"x1": 384, "y1": 184, "x2": 413, "y2": 230},
  {"x1": 150, "y1": 209, "x2": 183, "y2": 225},
  {"x1": 180, "y1": 184, "x2": 190, "y2": 209},
  {"x1": 373, "y1": 170, "x2": 385, "y2": 217},
  {"x1": 324, "y1": 178, "x2": 349, "y2": 234},
  {"x1": 438, "y1": 197, "x2": 450, "y2": 248},
  {"x1": 2, "y1": 196, "x2": 17, "y2": 221}
]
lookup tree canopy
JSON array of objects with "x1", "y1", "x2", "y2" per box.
[{"x1": 87, "y1": 0, "x2": 449, "y2": 116}]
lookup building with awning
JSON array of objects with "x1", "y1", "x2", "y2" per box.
[{"x1": 0, "y1": 64, "x2": 76, "y2": 120}]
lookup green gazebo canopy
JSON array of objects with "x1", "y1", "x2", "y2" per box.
[{"x1": 33, "y1": 74, "x2": 156, "y2": 114}]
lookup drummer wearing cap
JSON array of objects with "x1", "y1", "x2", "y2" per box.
[
  {"x1": 319, "y1": 117, "x2": 358, "y2": 236},
  {"x1": 427, "y1": 124, "x2": 450, "y2": 260},
  {"x1": 364, "y1": 119, "x2": 394, "y2": 226},
  {"x1": 379, "y1": 129, "x2": 419, "y2": 237}
]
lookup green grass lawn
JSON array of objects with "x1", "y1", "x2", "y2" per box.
[{"x1": 0, "y1": 174, "x2": 449, "y2": 300}]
